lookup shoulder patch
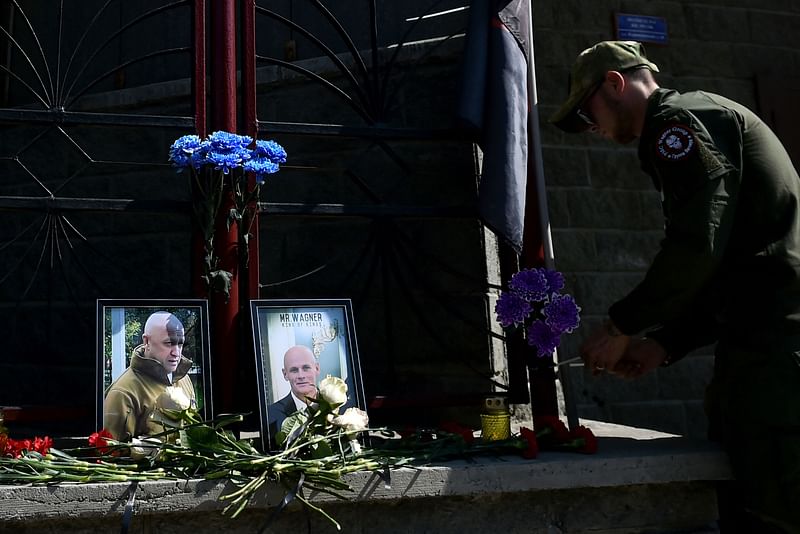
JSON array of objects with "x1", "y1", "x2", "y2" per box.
[{"x1": 655, "y1": 124, "x2": 696, "y2": 161}]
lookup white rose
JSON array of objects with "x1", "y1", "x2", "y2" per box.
[
  {"x1": 332, "y1": 407, "x2": 369, "y2": 432},
  {"x1": 318, "y1": 375, "x2": 348, "y2": 407}
]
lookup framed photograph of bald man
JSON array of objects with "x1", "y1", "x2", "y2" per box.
[
  {"x1": 95, "y1": 299, "x2": 212, "y2": 440},
  {"x1": 250, "y1": 298, "x2": 365, "y2": 450}
]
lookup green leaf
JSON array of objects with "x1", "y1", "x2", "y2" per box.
[
  {"x1": 279, "y1": 412, "x2": 309, "y2": 446},
  {"x1": 311, "y1": 440, "x2": 333, "y2": 459},
  {"x1": 275, "y1": 430, "x2": 288, "y2": 446},
  {"x1": 182, "y1": 425, "x2": 220, "y2": 450},
  {"x1": 212, "y1": 413, "x2": 245, "y2": 429}
]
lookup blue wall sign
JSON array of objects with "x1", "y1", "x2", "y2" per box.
[{"x1": 615, "y1": 13, "x2": 668, "y2": 45}]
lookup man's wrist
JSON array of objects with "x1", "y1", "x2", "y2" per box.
[{"x1": 641, "y1": 332, "x2": 679, "y2": 367}]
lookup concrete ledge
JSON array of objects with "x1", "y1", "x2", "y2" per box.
[{"x1": 0, "y1": 433, "x2": 731, "y2": 531}]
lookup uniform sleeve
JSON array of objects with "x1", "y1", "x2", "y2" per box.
[
  {"x1": 103, "y1": 389, "x2": 137, "y2": 442},
  {"x1": 644, "y1": 291, "x2": 721, "y2": 364},
  {"x1": 610, "y1": 107, "x2": 742, "y2": 335}
]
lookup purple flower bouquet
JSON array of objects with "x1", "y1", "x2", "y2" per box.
[{"x1": 495, "y1": 268, "x2": 581, "y2": 358}]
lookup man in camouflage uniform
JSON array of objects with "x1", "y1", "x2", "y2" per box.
[
  {"x1": 551, "y1": 41, "x2": 800, "y2": 532},
  {"x1": 104, "y1": 312, "x2": 196, "y2": 442}
]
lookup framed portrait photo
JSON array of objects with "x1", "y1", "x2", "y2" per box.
[
  {"x1": 250, "y1": 298, "x2": 365, "y2": 450},
  {"x1": 95, "y1": 299, "x2": 212, "y2": 439}
]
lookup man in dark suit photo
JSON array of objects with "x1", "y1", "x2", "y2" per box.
[{"x1": 267, "y1": 345, "x2": 320, "y2": 441}]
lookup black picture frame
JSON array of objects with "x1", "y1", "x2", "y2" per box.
[
  {"x1": 95, "y1": 299, "x2": 212, "y2": 434},
  {"x1": 250, "y1": 298, "x2": 366, "y2": 450}
]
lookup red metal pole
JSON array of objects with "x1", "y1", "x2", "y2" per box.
[
  {"x1": 241, "y1": 0, "x2": 259, "y2": 303},
  {"x1": 210, "y1": 0, "x2": 238, "y2": 414},
  {"x1": 235, "y1": 0, "x2": 260, "y2": 418}
]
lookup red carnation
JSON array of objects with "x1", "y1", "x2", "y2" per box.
[
  {"x1": 13, "y1": 439, "x2": 32, "y2": 458},
  {"x1": 4, "y1": 436, "x2": 53, "y2": 457},
  {"x1": 88, "y1": 429, "x2": 114, "y2": 454},
  {"x1": 519, "y1": 427, "x2": 539, "y2": 459},
  {"x1": 438, "y1": 421, "x2": 475, "y2": 444},
  {"x1": 33, "y1": 436, "x2": 53, "y2": 456},
  {"x1": 567, "y1": 426, "x2": 598, "y2": 454},
  {"x1": 533, "y1": 415, "x2": 570, "y2": 443}
]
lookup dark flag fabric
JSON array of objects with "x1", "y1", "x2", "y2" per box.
[{"x1": 458, "y1": 0, "x2": 531, "y2": 254}]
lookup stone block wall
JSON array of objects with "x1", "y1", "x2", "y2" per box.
[{"x1": 534, "y1": 0, "x2": 800, "y2": 437}]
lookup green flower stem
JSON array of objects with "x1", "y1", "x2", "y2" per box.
[
  {"x1": 219, "y1": 471, "x2": 268, "y2": 501},
  {"x1": 1, "y1": 414, "x2": 547, "y2": 531},
  {"x1": 295, "y1": 492, "x2": 342, "y2": 531}
]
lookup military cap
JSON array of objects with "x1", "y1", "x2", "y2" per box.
[{"x1": 550, "y1": 41, "x2": 659, "y2": 133}]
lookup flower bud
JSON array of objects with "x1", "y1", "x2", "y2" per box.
[
  {"x1": 318, "y1": 376, "x2": 348, "y2": 407},
  {"x1": 129, "y1": 437, "x2": 161, "y2": 460}
]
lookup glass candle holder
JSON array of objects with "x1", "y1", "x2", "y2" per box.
[{"x1": 480, "y1": 395, "x2": 510, "y2": 441}]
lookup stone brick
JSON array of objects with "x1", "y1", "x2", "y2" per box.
[
  {"x1": 673, "y1": 0, "x2": 738, "y2": 6},
  {"x1": 749, "y1": 10, "x2": 800, "y2": 48},
  {"x1": 587, "y1": 148, "x2": 648, "y2": 190},
  {"x1": 566, "y1": 189, "x2": 648, "y2": 230},
  {"x1": 551, "y1": 0, "x2": 622, "y2": 33},
  {"x1": 531, "y1": 29, "x2": 601, "y2": 71},
  {"x1": 593, "y1": 229, "x2": 660, "y2": 271},
  {"x1": 684, "y1": 5, "x2": 751, "y2": 43},
  {"x1": 534, "y1": 63, "x2": 569, "y2": 108},
  {"x1": 571, "y1": 272, "x2": 643, "y2": 315},
  {"x1": 531, "y1": 1, "x2": 556, "y2": 30},
  {"x1": 544, "y1": 188, "x2": 572, "y2": 227},
  {"x1": 550, "y1": 229, "x2": 597, "y2": 271},
  {"x1": 751, "y1": 0, "x2": 800, "y2": 11},
  {"x1": 731, "y1": 43, "x2": 800, "y2": 81},
  {"x1": 542, "y1": 147, "x2": 589, "y2": 187},
  {"x1": 668, "y1": 40, "x2": 738, "y2": 78}
]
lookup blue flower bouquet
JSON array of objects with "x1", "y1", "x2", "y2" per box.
[{"x1": 168, "y1": 131, "x2": 287, "y2": 296}]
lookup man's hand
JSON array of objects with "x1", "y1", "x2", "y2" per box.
[
  {"x1": 579, "y1": 319, "x2": 631, "y2": 375},
  {"x1": 612, "y1": 337, "x2": 668, "y2": 379}
]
